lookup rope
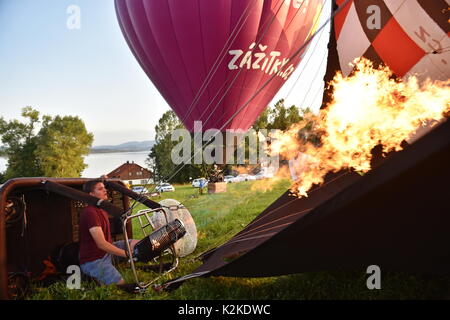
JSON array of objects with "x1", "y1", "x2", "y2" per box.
[
  {"x1": 200, "y1": 0, "x2": 309, "y2": 131},
  {"x1": 297, "y1": 48, "x2": 328, "y2": 109},
  {"x1": 284, "y1": 2, "x2": 329, "y2": 102}
]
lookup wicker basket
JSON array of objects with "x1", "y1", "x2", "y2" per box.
[{"x1": 207, "y1": 182, "x2": 227, "y2": 194}]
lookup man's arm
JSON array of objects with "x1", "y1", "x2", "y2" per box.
[{"x1": 89, "y1": 226, "x2": 128, "y2": 258}]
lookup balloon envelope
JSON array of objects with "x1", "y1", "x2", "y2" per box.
[
  {"x1": 152, "y1": 199, "x2": 197, "y2": 258},
  {"x1": 333, "y1": 0, "x2": 450, "y2": 81},
  {"x1": 115, "y1": 0, "x2": 325, "y2": 131}
]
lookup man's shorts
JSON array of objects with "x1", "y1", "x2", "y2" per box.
[{"x1": 80, "y1": 240, "x2": 131, "y2": 285}]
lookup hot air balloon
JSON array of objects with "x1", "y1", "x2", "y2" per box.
[
  {"x1": 115, "y1": 0, "x2": 325, "y2": 132},
  {"x1": 326, "y1": 0, "x2": 450, "y2": 82},
  {"x1": 322, "y1": 0, "x2": 450, "y2": 138}
]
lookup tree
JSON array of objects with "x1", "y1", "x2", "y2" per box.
[
  {"x1": 0, "y1": 107, "x2": 93, "y2": 180},
  {"x1": 250, "y1": 101, "x2": 321, "y2": 164},
  {"x1": 35, "y1": 115, "x2": 94, "y2": 177},
  {"x1": 148, "y1": 111, "x2": 213, "y2": 183},
  {"x1": 149, "y1": 111, "x2": 186, "y2": 183},
  {"x1": 269, "y1": 99, "x2": 302, "y2": 131},
  {"x1": 252, "y1": 107, "x2": 270, "y2": 132},
  {"x1": 252, "y1": 99, "x2": 302, "y2": 132},
  {"x1": 0, "y1": 107, "x2": 42, "y2": 179},
  {"x1": 149, "y1": 104, "x2": 318, "y2": 184}
]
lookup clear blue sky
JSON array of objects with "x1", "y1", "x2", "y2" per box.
[{"x1": 0, "y1": 0, "x2": 330, "y2": 146}]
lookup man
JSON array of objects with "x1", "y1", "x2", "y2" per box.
[{"x1": 79, "y1": 179, "x2": 138, "y2": 285}]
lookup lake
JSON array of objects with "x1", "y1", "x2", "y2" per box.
[{"x1": 0, "y1": 151, "x2": 150, "y2": 178}]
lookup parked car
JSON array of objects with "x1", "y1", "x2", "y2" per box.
[
  {"x1": 233, "y1": 174, "x2": 245, "y2": 182},
  {"x1": 223, "y1": 175, "x2": 235, "y2": 183},
  {"x1": 131, "y1": 186, "x2": 149, "y2": 194},
  {"x1": 255, "y1": 170, "x2": 274, "y2": 180},
  {"x1": 192, "y1": 178, "x2": 208, "y2": 188},
  {"x1": 237, "y1": 174, "x2": 256, "y2": 181},
  {"x1": 254, "y1": 172, "x2": 266, "y2": 180},
  {"x1": 155, "y1": 183, "x2": 175, "y2": 192}
]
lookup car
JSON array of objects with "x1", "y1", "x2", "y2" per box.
[
  {"x1": 223, "y1": 175, "x2": 235, "y2": 183},
  {"x1": 254, "y1": 172, "x2": 266, "y2": 180},
  {"x1": 228, "y1": 175, "x2": 245, "y2": 183},
  {"x1": 255, "y1": 167, "x2": 276, "y2": 180},
  {"x1": 255, "y1": 171, "x2": 274, "y2": 180},
  {"x1": 131, "y1": 186, "x2": 149, "y2": 194},
  {"x1": 237, "y1": 174, "x2": 256, "y2": 181},
  {"x1": 155, "y1": 183, "x2": 175, "y2": 192},
  {"x1": 192, "y1": 178, "x2": 208, "y2": 188}
]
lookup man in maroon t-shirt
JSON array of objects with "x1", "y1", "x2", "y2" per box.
[{"x1": 79, "y1": 179, "x2": 138, "y2": 285}]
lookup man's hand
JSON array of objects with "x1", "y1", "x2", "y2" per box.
[{"x1": 89, "y1": 227, "x2": 127, "y2": 258}]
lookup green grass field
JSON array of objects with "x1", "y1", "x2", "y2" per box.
[{"x1": 28, "y1": 180, "x2": 450, "y2": 300}]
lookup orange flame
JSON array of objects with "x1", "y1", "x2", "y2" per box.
[{"x1": 270, "y1": 58, "x2": 450, "y2": 197}]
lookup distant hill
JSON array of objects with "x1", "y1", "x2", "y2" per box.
[{"x1": 91, "y1": 140, "x2": 155, "y2": 153}]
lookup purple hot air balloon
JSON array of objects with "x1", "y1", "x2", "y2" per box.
[{"x1": 115, "y1": 0, "x2": 324, "y2": 132}]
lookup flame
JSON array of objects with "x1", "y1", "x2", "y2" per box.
[{"x1": 270, "y1": 58, "x2": 450, "y2": 197}]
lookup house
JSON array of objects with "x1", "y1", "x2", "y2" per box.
[{"x1": 107, "y1": 161, "x2": 153, "y2": 185}]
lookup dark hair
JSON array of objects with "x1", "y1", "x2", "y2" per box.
[{"x1": 82, "y1": 179, "x2": 104, "y2": 194}]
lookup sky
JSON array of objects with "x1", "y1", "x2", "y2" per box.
[{"x1": 0, "y1": 0, "x2": 331, "y2": 146}]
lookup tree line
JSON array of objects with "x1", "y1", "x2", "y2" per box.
[
  {"x1": 0, "y1": 107, "x2": 93, "y2": 183},
  {"x1": 0, "y1": 101, "x2": 316, "y2": 184},
  {"x1": 148, "y1": 99, "x2": 315, "y2": 183}
]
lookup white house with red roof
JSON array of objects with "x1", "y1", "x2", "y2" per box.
[{"x1": 107, "y1": 161, "x2": 153, "y2": 185}]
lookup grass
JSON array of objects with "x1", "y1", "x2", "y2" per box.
[{"x1": 27, "y1": 180, "x2": 450, "y2": 300}]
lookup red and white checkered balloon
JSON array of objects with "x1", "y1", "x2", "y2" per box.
[{"x1": 334, "y1": 0, "x2": 449, "y2": 81}]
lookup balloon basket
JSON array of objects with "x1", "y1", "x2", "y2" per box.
[{"x1": 208, "y1": 182, "x2": 227, "y2": 194}]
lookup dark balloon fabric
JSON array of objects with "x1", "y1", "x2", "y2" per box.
[{"x1": 115, "y1": 0, "x2": 324, "y2": 131}]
